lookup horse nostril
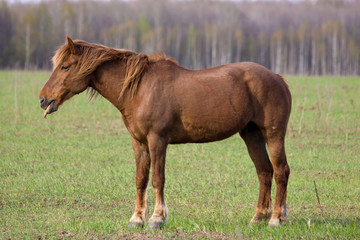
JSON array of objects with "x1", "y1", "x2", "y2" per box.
[{"x1": 39, "y1": 96, "x2": 46, "y2": 106}]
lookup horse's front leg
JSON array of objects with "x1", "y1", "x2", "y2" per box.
[
  {"x1": 128, "y1": 138, "x2": 151, "y2": 228},
  {"x1": 147, "y1": 133, "x2": 169, "y2": 230}
]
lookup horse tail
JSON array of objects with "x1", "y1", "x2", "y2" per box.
[
  {"x1": 276, "y1": 74, "x2": 292, "y2": 115},
  {"x1": 276, "y1": 74, "x2": 288, "y2": 86}
]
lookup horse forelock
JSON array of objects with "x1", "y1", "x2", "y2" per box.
[{"x1": 52, "y1": 44, "x2": 71, "y2": 70}]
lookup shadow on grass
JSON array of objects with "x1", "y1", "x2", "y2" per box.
[
  {"x1": 298, "y1": 216, "x2": 360, "y2": 228},
  {"x1": 236, "y1": 216, "x2": 360, "y2": 239}
]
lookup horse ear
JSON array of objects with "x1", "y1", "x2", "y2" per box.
[{"x1": 66, "y1": 36, "x2": 76, "y2": 55}]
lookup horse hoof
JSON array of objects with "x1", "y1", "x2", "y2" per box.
[
  {"x1": 147, "y1": 221, "x2": 164, "y2": 230},
  {"x1": 268, "y1": 218, "x2": 281, "y2": 227},
  {"x1": 128, "y1": 222, "x2": 144, "y2": 229}
]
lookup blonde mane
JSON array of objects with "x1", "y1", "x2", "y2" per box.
[{"x1": 52, "y1": 40, "x2": 176, "y2": 99}]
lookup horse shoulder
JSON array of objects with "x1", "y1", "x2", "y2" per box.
[{"x1": 123, "y1": 64, "x2": 179, "y2": 141}]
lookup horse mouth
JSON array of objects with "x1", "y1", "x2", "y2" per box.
[{"x1": 43, "y1": 99, "x2": 57, "y2": 118}]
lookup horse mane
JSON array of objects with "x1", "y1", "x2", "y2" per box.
[
  {"x1": 121, "y1": 52, "x2": 178, "y2": 98},
  {"x1": 120, "y1": 53, "x2": 149, "y2": 99},
  {"x1": 52, "y1": 40, "x2": 177, "y2": 100}
]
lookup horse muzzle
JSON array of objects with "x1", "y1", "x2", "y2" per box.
[{"x1": 39, "y1": 97, "x2": 57, "y2": 118}]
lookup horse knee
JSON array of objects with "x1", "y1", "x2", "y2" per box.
[
  {"x1": 152, "y1": 175, "x2": 165, "y2": 189},
  {"x1": 257, "y1": 170, "x2": 273, "y2": 186},
  {"x1": 274, "y1": 163, "x2": 290, "y2": 185}
]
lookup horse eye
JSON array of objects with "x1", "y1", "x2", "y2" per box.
[{"x1": 61, "y1": 66, "x2": 69, "y2": 71}]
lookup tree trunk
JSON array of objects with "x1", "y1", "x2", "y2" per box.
[
  {"x1": 24, "y1": 23, "x2": 30, "y2": 70},
  {"x1": 332, "y1": 30, "x2": 338, "y2": 75}
]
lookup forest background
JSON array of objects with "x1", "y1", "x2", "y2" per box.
[{"x1": 0, "y1": 0, "x2": 359, "y2": 75}]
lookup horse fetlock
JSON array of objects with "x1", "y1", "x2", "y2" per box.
[
  {"x1": 128, "y1": 214, "x2": 146, "y2": 228},
  {"x1": 260, "y1": 207, "x2": 272, "y2": 219},
  {"x1": 280, "y1": 205, "x2": 288, "y2": 222},
  {"x1": 250, "y1": 209, "x2": 272, "y2": 224},
  {"x1": 148, "y1": 205, "x2": 168, "y2": 230},
  {"x1": 268, "y1": 218, "x2": 281, "y2": 227},
  {"x1": 251, "y1": 206, "x2": 272, "y2": 223},
  {"x1": 154, "y1": 203, "x2": 169, "y2": 219},
  {"x1": 268, "y1": 206, "x2": 287, "y2": 227}
]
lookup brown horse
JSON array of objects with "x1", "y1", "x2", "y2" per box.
[{"x1": 39, "y1": 36, "x2": 291, "y2": 229}]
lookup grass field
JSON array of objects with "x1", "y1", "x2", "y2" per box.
[{"x1": 0, "y1": 71, "x2": 359, "y2": 239}]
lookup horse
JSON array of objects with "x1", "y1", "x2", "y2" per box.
[{"x1": 39, "y1": 36, "x2": 291, "y2": 229}]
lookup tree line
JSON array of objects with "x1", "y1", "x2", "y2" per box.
[{"x1": 0, "y1": 0, "x2": 359, "y2": 75}]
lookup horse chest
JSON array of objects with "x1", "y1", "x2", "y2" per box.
[{"x1": 121, "y1": 114, "x2": 148, "y2": 142}]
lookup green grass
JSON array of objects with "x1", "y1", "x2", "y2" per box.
[{"x1": 0, "y1": 71, "x2": 359, "y2": 239}]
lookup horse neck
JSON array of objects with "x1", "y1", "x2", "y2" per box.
[{"x1": 91, "y1": 59, "x2": 127, "y2": 111}]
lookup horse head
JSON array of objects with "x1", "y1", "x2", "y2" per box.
[{"x1": 39, "y1": 36, "x2": 91, "y2": 118}]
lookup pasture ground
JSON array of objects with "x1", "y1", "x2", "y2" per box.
[{"x1": 0, "y1": 71, "x2": 359, "y2": 239}]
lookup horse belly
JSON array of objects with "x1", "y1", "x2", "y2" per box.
[{"x1": 175, "y1": 101, "x2": 251, "y2": 143}]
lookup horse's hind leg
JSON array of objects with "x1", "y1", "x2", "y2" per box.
[
  {"x1": 266, "y1": 131, "x2": 290, "y2": 227},
  {"x1": 240, "y1": 122, "x2": 273, "y2": 224}
]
